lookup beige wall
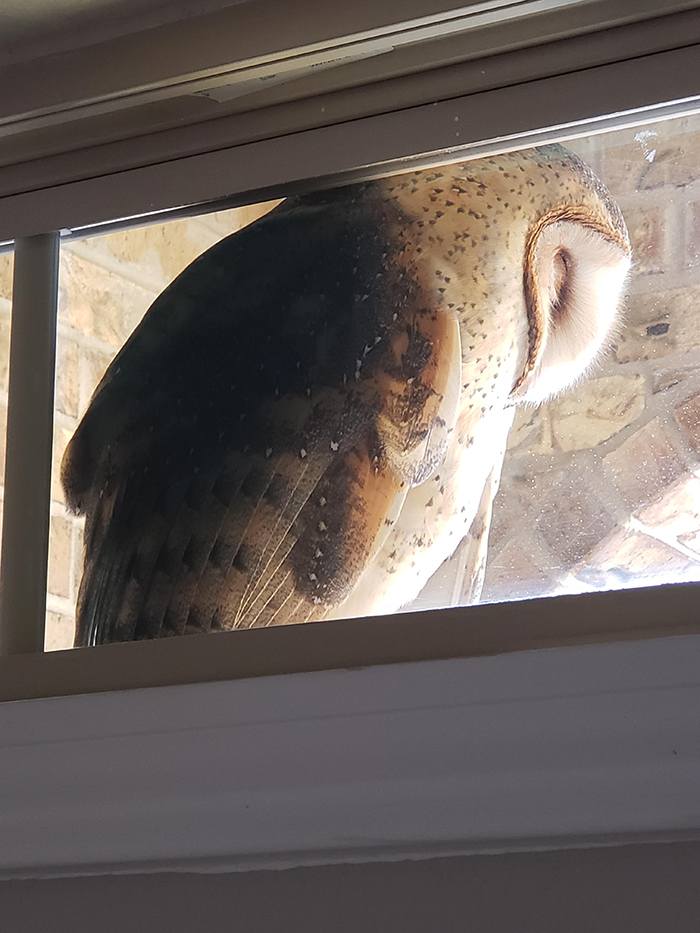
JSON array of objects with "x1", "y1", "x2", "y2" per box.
[{"x1": 1, "y1": 841, "x2": 699, "y2": 932}]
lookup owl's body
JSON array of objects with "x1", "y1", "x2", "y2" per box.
[{"x1": 63, "y1": 146, "x2": 630, "y2": 645}]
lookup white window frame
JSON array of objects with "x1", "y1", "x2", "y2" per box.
[{"x1": 0, "y1": 6, "x2": 699, "y2": 878}]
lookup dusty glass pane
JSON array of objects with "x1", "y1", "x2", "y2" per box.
[{"x1": 49, "y1": 112, "x2": 700, "y2": 648}]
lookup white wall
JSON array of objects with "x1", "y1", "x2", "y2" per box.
[{"x1": 1, "y1": 842, "x2": 699, "y2": 932}]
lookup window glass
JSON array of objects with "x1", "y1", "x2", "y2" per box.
[{"x1": 47, "y1": 111, "x2": 700, "y2": 648}]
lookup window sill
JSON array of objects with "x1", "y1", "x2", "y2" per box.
[{"x1": 0, "y1": 598, "x2": 698, "y2": 878}]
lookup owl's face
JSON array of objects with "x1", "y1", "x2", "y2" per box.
[{"x1": 383, "y1": 144, "x2": 631, "y2": 409}]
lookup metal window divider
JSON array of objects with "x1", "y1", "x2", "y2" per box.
[{"x1": 0, "y1": 233, "x2": 60, "y2": 656}]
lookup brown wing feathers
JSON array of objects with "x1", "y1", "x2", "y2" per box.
[{"x1": 64, "y1": 186, "x2": 461, "y2": 644}]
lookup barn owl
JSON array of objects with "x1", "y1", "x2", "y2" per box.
[{"x1": 62, "y1": 144, "x2": 630, "y2": 645}]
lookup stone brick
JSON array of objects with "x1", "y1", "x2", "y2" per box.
[
  {"x1": 79, "y1": 346, "x2": 115, "y2": 415},
  {"x1": 488, "y1": 464, "x2": 566, "y2": 550},
  {"x1": 55, "y1": 337, "x2": 80, "y2": 419},
  {"x1": 572, "y1": 525, "x2": 700, "y2": 590},
  {"x1": 624, "y1": 203, "x2": 666, "y2": 275},
  {"x1": 205, "y1": 201, "x2": 281, "y2": 235},
  {"x1": 44, "y1": 611, "x2": 76, "y2": 652},
  {"x1": 599, "y1": 127, "x2": 700, "y2": 194},
  {"x1": 48, "y1": 514, "x2": 72, "y2": 599},
  {"x1": 675, "y1": 392, "x2": 700, "y2": 456},
  {"x1": 653, "y1": 365, "x2": 700, "y2": 394},
  {"x1": 59, "y1": 252, "x2": 156, "y2": 348},
  {"x1": 0, "y1": 252, "x2": 13, "y2": 303},
  {"x1": 636, "y1": 476, "x2": 700, "y2": 554},
  {"x1": 658, "y1": 127, "x2": 700, "y2": 188},
  {"x1": 598, "y1": 138, "x2": 665, "y2": 195},
  {"x1": 506, "y1": 405, "x2": 553, "y2": 454},
  {"x1": 92, "y1": 219, "x2": 221, "y2": 287},
  {"x1": 536, "y1": 473, "x2": 616, "y2": 567},
  {"x1": 549, "y1": 374, "x2": 646, "y2": 452},
  {"x1": 481, "y1": 535, "x2": 554, "y2": 603},
  {"x1": 602, "y1": 417, "x2": 688, "y2": 509},
  {"x1": 616, "y1": 286, "x2": 700, "y2": 363},
  {"x1": 686, "y1": 198, "x2": 700, "y2": 271},
  {"x1": 679, "y1": 528, "x2": 700, "y2": 554},
  {"x1": 73, "y1": 204, "x2": 279, "y2": 291}
]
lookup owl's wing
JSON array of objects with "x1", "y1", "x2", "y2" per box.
[{"x1": 63, "y1": 189, "x2": 462, "y2": 644}]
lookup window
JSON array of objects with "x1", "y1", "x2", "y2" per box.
[
  {"x1": 36, "y1": 110, "x2": 700, "y2": 652},
  {"x1": 0, "y1": 6, "x2": 698, "y2": 694}
]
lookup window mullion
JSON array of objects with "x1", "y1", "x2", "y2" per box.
[{"x1": 0, "y1": 233, "x2": 59, "y2": 656}]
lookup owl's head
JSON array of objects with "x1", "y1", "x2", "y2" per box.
[{"x1": 510, "y1": 146, "x2": 631, "y2": 405}]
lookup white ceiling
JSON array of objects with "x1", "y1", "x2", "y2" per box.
[
  {"x1": 0, "y1": 0, "x2": 163, "y2": 38},
  {"x1": 1, "y1": 0, "x2": 125, "y2": 30},
  {"x1": 0, "y1": 0, "x2": 245, "y2": 62}
]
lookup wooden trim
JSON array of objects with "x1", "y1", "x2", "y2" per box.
[
  {"x1": 0, "y1": 235, "x2": 59, "y2": 657},
  {"x1": 1, "y1": 583, "x2": 699, "y2": 702},
  {"x1": 1, "y1": 632, "x2": 699, "y2": 876}
]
